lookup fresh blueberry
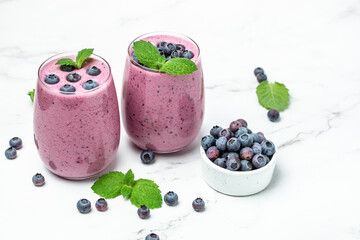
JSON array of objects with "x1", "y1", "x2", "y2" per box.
[
  {"x1": 44, "y1": 74, "x2": 59, "y2": 84},
  {"x1": 95, "y1": 198, "x2": 108, "y2": 211},
  {"x1": 240, "y1": 147, "x2": 254, "y2": 160},
  {"x1": 219, "y1": 128, "x2": 232, "y2": 140},
  {"x1": 9, "y1": 137, "x2": 22, "y2": 150},
  {"x1": 236, "y1": 119, "x2": 248, "y2": 128},
  {"x1": 268, "y1": 109, "x2": 280, "y2": 122},
  {"x1": 140, "y1": 150, "x2": 155, "y2": 164},
  {"x1": 163, "y1": 42, "x2": 176, "y2": 56},
  {"x1": 137, "y1": 205, "x2": 150, "y2": 219},
  {"x1": 32, "y1": 173, "x2": 45, "y2": 186},
  {"x1": 261, "y1": 140, "x2": 276, "y2": 156},
  {"x1": 5, "y1": 147, "x2": 16, "y2": 159},
  {"x1": 87, "y1": 66, "x2": 101, "y2": 76},
  {"x1": 82, "y1": 80, "x2": 99, "y2": 90},
  {"x1": 257, "y1": 132, "x2": 265, "y2": 141},
  {"x1": 170, "y1": 50, "x2": 182, "y2": 58},
  {"x1": 157, "y1": 41, "x2": 167, "y2": 49},
  {"x1": 213, "y1": 158, "x2": 227, "y2": 168},
  {"x1": 221, "y1": 152, "x2": 229, "y2": 159},
  {"x1": 252, "y1": 154, "x2": 267, "y2": 169},
  {"x1": 247, "y1": 128, "x2": 253, "y2": 134},
  {"x1": 257, "y1": 73, "x2": 267, "y2": 83},
  {"x1": 206, "y1": 146, "x2": 220, "y2": 161},
  {"x1": 192, "y1": 198, "x2": 205, "y2": 212},
  {"x1": 251, "y1": 133, "x2": 262, "y2": 143},
  {"x1": 234, "y1": 127, "x2": 249, "y2": 138},
  {"x1": 210, "y1": 125, "x2": 223, "y2": 138},
  {"x1": 176, "y1": 44, "x2": 186, "y2": 53},
  {"x1": 182, "y1": 50, "x2": 194, "y2": 59},
  {"x1": 66, "y1": 73, "x2": 81, "y2": 83},
  {"x1": 145, "y1": 233, "x2": 160, "y2": 240},
  {"x1": 60, "y1": 65, "x2": 75, "y2": 72},
  {"x1": 251, "y1": 142, "x2": 262, "y2": 155},
  {"x1": 201, "y1": 135, "x2": 215, "y2": 151},
  {"x1": 226, "y1": 156, "x2": 241, "y2": 171},
  {"x1": 240, "y1": 160, "x2": 253, "y2": 171},
  {"x1": 238, "y1": 133, "x2": 253, "y2": 147},
  {"x1": 77, "y1": 199, "x2": 91, "y2": 213},
  {"x1": 227, "y1": 137, "x2": 241, "y2": 152},
  {"x1": 226, "y1": 152, "x2": 240, "y2": 160},
  {"x1": 215, "y1": 136, "x2": 227, "y2": 151},
  {"x1": 60, "y1": 84, "x2": 76, "y2": 93},
  {"x1": 254, "y1": 67, "x2": 264, "y2": 76},
  {"x1": 157, "y1": 48, "x2": 165, "y2": 56},
  {"x1": 164, "y1": 191, "x2": 178, "y2": 206},
  {"x1": 229, "y1": 120, "x2": 241, "y2": 133}
]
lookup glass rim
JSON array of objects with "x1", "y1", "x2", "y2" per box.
[
  {"x1": 127, "y1": 31, "x2": 201, "y2": 73},
  {"x1": 37, "y1": 51, "x2": 112, "y2": 95}
]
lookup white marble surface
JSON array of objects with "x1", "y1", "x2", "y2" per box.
[{"x1": 1, "y1": 0, "x2": 360, "y2": 239}]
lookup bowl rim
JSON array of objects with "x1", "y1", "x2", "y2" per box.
[{"x1": 200, "y1": 145, "x2": 277, "y2": 176}]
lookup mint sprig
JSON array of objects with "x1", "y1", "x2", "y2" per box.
[
  {"x1": 55, "y1": 48, "x2": 94, "y2": 69},
  {"x1": 256, "y1": 81, "x2": 290, "y2": 111},
  {"x1": 27, "y1": 89, "x2": 35, "y2": 103},
  {"x1": 91, "y1": 169, "x2": 162, "y2": 209},
  {"x1": 132, "y1": 40, "x2": 197, "y2": 76}
]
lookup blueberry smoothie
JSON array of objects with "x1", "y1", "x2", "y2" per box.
[
  {"x1": 34, "y1": 52, "x2": 120, "y2": 179},
  {"x1": 122, "y1": 33, "x2": 204, "y2": 153}
]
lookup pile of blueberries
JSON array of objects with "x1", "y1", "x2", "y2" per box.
[
  {"x1": 201, "y1": 119, "x2": 276, "y2": 171},
  {"x1": 4, "y1": 137, "x2": 22, "y2": 159}
]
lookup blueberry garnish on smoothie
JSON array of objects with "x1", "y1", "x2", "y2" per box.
[
  {"x1": 83, "y1": 79, "x2": 99, "y2": 90},
  {"x1": 66, "y1": 72, "x2": 81, "y2": 82},
  {"x1": 60, "y1": 84, "x2": 76, "y2": 93},
  {"x1": 86, "y1": 66, "x2": 101, "y2": 76},
  {"x1": 60, "y1": 65, "x2": 75, "y2": 72},
  {"x1": 44, "y1": 74, "x2": 60, "y2": 84}
]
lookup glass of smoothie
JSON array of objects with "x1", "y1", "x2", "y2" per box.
[
  {"x1": 34, "y1": 51, "x2": 120, "y2": 179},
  {"x1": 122, "y1": 32, "x2": 204, "y2": 153}
]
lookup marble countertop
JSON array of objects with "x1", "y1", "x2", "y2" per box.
[{"x1": 1, "y1": 0, "x2": 360, "y2": 239}]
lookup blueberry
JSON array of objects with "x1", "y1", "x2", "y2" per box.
[
  {"x1": 215, "y1": 136, "x2": 227, "y2": 151},
  {"x1": 257, "y1": 132, "x2": 265, "y2": 141},
  {"x1": 234, "y1": 127, "x2": 249, "y2": 138},
  {"x1": 77, "y1": 199, "x2": 91, "y2": 213},
  {"x1": 252, "y1": 154, "x2": 267, "y2": 169},
  {"x1": 213, "y1": 158, "x2": 227, "y2": 168},
  {"x1": 140, "y1": 150, "x2": 155, "y2": 164},
  {"x1": 254, "y1": 67, "x2": 264, "y2": 76},
  {"x1": 60, "y1": 65, "x2": 75, "y2": 72},
  {"x1": 60, "y1": 84, "x2": 76, "y2": 93},
  {"x1": 227, "y1": 137, "x2": 241, "y2": 152},
  {"x1": 229, "y1": 120, "x2": 241, "y2": 133},
  {"x1": 206, "y1": 146, "x2": 220, "y2": 161},
  {"x1": 87, "y1": 66, "x2": 101, "y2": 76},
  {"x1": 201, "y1": 135, "x2": 215, "y2": 151},
  {"x1": 182, "y1": 50, "x2": 194, "y2": 59},
  {"x1": 176, "y1": 44, "x2": 186, "y2": 53},
  {"x1": 257, "y1": 73, "x2": 267, "y2": 83},
  {"x1": 219, "y1": 128, "x2": 232, "y2": 140},
  {"x1": 192, "y1": 198, "x2": 205, "y2": 212},
  {"x1": 9, "y1": 137, "x2": 22, "y2": 149},
  {"x1": 5, "y1": 147, "x2": 16, "y2": 159},
  {"x1": 65, "y1": 73, "x2": 81, "y2": 83},
  {"x1": 227, "y1": 152, "x2": 240, "y2": 160},
  {"x1": 44, "y1": 74, "x2": 59, "y2": 84},
  {"x1": 251, "y1": 142, "x2": 262, "y2": 155},
  {"x1": 145, "y1": 233, "x2": 160, "y2": 240},
  {"x1": 236, "y1": 119, "x2": 248, "y2": 128},
  {"x1": 240, "y1": 147, "x2": 254, "y2": 160},
  {"x1": 32, "y1": 173, "x2": 45, "y2": 186},
  {"x1": 95, "y1": 198, "x2": 108, "y2": 211},
  {"x1": 268, "y1": 109, "x2": 280, "y2": 122},
  {"x1": 164, "y1": 191, "x2": 178, "y2": 206},
  {"x1": 226, "y1": 156, "x2": 241, "y2": 171},
  {"x1": 261, "y1": 140, "x2": 276, "y2": 156},
  {"x1": 251, "y1": 133, "x2": 262, "y2": 143},
  {"x1": 238, "y1": 133, "x2": 253, "y2": 147},
  {"x1": 240, "y1": 160, "x2": 253, "y2": 171},
  {"x1": 82, "y1": 80, "x2": 99, "y2": 90},
  {"x1": 163, "y1": 42, "x2": 177, "y2": 56},
  {"x1": 221, "y1": 152, "x2": 229, "y2": 159},
  {"x1": 157, "y1": 41, "x2": 167, "y2": 48},
  {"x1": 210, "y1": 125, "x2": 223, "y2": 138},
  {"x1": 137, "y1": 205, "x2": 150, "y2": 219},
  {"x1": 170, "y1": 50, "x2": 182, "y2": 58},
  {"x1": 157, "y1": 48, "x2": 165, "y2": 56}
]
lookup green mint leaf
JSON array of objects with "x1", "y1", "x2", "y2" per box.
[
  {"x1": 91, "y1": 171, "x2": 125, "y2": 199},
  {"x1": 55, "y1": 58, "x2": 77, "y2": 67},
  {"x1": 76, "y1": 48, "x2": 94, "y2": 69},
  {"x1": 133, "y1": 40, "x2": 160, "y2": 69},
  {"x1": 27, "y1": 89, "x2": 35, "y2": 103},
  {"x1": 256, "y1": 81, "x2": 290, "y2": 111},
  {"x1": 124, "y1": 169, "x2": 135, "y2": 187},
  {"x1": 130, "y1": 179, "x2": 162, "y2": 209},
  {"x1": 160, "y1": 58, "x2": 198, "y2": 76},
  {"x1": 121, "y1": 185, "x2": 132, "y2": 199}
]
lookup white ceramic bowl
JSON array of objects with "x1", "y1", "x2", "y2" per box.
[{"x1": 200, "y1": 146, "x2": 277, "y2": 196}]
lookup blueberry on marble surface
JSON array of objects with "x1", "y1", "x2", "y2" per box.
[
  {"x1": 268, "y1": 109, "x2": 280, "y2": 122},
  {"x1": 95, "y1": 198, "x2": 108, "y2": 211},
  {"x1": 137, "y1": 205, "x2": 150, "y2": 219},
  {"x1": 145, "y1": 233, "x2": 160, "y2": 240},
  {"x1": 32, "y1": 173, "x2": 45, "y2": 186},
  {"x1": 254, "y1": 67, "x2": 264, "y2": 76},
  {"x1": 164, "y1": 191, "x2": 178, "y2": 206},
  {"x1": 9, "y1": 137, "x2": 22, "y2": 149},
  {"x1": 257, "y1": 73, "x2": 267, "y2": 83},
  {"x1": 77, "y1": 199, "x2": 91, "y2": 213},
  {"x1": 66, "y1": 73, "x2": 81, "y2": 83},
  {"x1": 45, "y1": 74, "x2": 60, "y2": 84},
  {"x1": 192, "y1": 198, "x2": 205, "y2": 212},
  {"x1": 140, "y1": 150, "x2": 155, "y2": 164},
  {"x1": 82, "y1": 80, "x2": 99, "y2": 90},
  {"x1": 87, "y1": 66, "x2": 101, "y2": 76},
  {"x1": 5, "y1": 147, "x2": 16, "y2": 159}
]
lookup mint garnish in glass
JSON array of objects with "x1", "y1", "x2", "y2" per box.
[{"x1": 55, "y1": 48, "x2": 94, "y2": 69}]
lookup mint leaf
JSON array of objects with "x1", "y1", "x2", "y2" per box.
[
  {"x1": 133, "y1": 40, "x2": 160, "y2": 69},
  {"x1": 130, "y1": 179, "x2": 162, "y2": 209},
  {"x1": 91, "y1": 171, "x2": 125, "y2": 199},
  {"x1": 124, "y1": 169, "x2": 135, "y2": 187},
  {"x1": 121, "y1": 185, "x2": 132, "y2": 199},
  {"x1": 256, "y1": 81, "x2": 290, "y2": 111},
  {"x1": 27, "y1": 89, "x2": 35, "y2": 103},
  {"x1": 55, "y1": 58, "x2": 76, "y2": 67},
  {"x1": 76, "y1": 48, "x2": 94, "y2": 69},
  {"x1": 160, "y1": 58, "x2": 198, "y2": 76}
]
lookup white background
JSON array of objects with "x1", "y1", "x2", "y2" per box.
[{"x1": 1, "y1": 0, "x2": 360, "y2": 239}]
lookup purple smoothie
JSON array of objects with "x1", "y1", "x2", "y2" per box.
[
  {"x1": 122, "y1": 33, "x2": 204, "y2": 153},
  {"x1": 34, "y1": 53, "x2": 120, "y2": 179}
]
